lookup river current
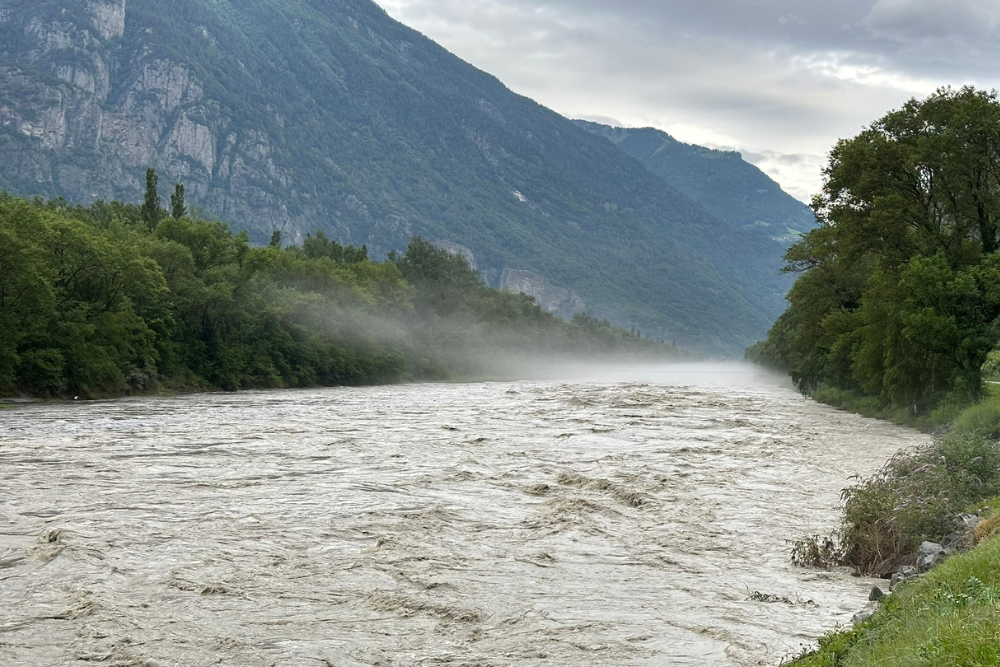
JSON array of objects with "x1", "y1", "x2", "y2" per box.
[{"x1": 0, "y1": 363, "x2": 929, "y2": 666}]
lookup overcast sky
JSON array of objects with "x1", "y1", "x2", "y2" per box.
[{"x1": 376, "y1": 0, "x2": 1000, "y2": 202}]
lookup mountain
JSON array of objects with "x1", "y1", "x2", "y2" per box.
[
  {"x1": 0, "y1": 0, "x2": 791, "y2": 355},
  {"x1": 576, "y1": 121, "x2": 816, "y2": 244}
]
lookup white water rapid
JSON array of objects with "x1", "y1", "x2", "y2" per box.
[{"x1": 0, "y1": 364, "x2": 929, "y2": 666}]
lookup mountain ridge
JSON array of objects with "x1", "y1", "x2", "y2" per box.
[
  {"x1": 0, "y1": 0, "x2": 792, "y2": 354},
  {"x1": 575, "y1": 120, "x2": 816, "y2": 244}
]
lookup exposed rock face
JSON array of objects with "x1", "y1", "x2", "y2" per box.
[
  {"x1": 434, "y1": 240, "x2": 477, "y2": 270},
  {"x1": 0, "y1": 1, "x2": 312, "y2": 244},
  {"x1": 500, "y1": 269, "x2": 586, "y2": 318},
  {"x1": 88, "y1": 0, "x2": 126, "y2": 41},
  {"x1": 431, "y1": 244, "x2": 583, "y2": 318}
]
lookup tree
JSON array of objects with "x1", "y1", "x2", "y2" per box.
[
  {"x1": 395, "y1": 236, "x2": 480, "y2": 289},
  {"x1": 269, "y1": 230, "x2": 282, "y2": 248},
  {"x1": 170, "y1": 183, "x2": 186, "y2": 219},
  {"x1": 759, "y1": 87, "x2": 1000, "y2": 410},
  {"x1": 141, "y1": 168, "x2": 163, "y2": 229}
]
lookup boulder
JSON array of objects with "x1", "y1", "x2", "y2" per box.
[
  {"x1": 890, "y1": 565, "x2": 918, "y2": 590},
  {"x1": 916, "y1": 541, "x2": 944, "y2": 571}
]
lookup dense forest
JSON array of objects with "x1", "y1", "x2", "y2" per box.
[
  {"x1": 748, "y1": 87, "x2": 1000, "y2": 415},
  {"x1": 0, "y1": 173, "x2": 681, "y2": 398}
]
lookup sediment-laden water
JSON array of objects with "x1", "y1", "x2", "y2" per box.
[{"x1": 0, "y1": 364, "x2": 929, "y2": 666}]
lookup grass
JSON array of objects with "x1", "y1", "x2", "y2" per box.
[
  {"x1": 810, "y1": 386, "x2": 917, "y2": 427},
  {"x1": 812, "y1": 384, "x2": 1000, "y2": 432},
  {"x1": 789, "y1": 532, "x2": 1000, "y2": 666},
  {"x1": 950, "y1": 399, "x2": 1000, "y2": 439}
]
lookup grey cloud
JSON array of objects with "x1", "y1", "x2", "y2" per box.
[
  {"x1": 389, "y1": 0, "x2": 1000, "y2": 76},
  {"x1": 737, "y1": 150, "x2": 829, "y2": 202},
  {"x1": 864, "y1": 0, "x2": 1000, "y2": 40},
  {"x1": 741, "y1": 151, "x2": 816, "y2": 167},
  {"x1": 377, "y1": 0, "x2": 1000, "y2": 201},
  {"x1": 576, "y1": 113, "x2": 626, "y2": 127}
]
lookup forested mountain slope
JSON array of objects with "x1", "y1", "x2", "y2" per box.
[
  {"x1": 0, "y1": 0, "x2": 790, "y2": 354},
  {"x1": 577, "y1": 121, "x2": 816, "y2": 244},
  {"x1": 0, "y1": 192, "x2": 683, "y2": 397}
]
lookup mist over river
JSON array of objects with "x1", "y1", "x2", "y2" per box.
[{"x1": 0, "y1": 363, "x2": 929, "y2": 666}]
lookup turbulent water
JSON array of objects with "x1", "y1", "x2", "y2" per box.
[{"x1": 0, "y1": 363, "x2": 929, "y2": 667}]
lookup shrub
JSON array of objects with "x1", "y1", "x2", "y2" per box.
[
  {"x1": 791, "y1": 534, "x2": 843, "y2": 569},
  {"x1": 838, "y1": 433, "x2": 1000, "y2": 575}
]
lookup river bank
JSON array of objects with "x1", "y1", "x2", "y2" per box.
[{"x1": 786, "y1": 391, "x2": 1000, "y2": 665}]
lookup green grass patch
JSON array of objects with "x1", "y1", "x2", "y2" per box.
[
  {"x1": 789, "y1": 536, "x2": 1000, "y2": 666},
  {"x1": 809, "y1": 384, "x2": 1000, "y2": 434},
  {"x1": 951, "y1": 399, "x2": 1000, "y2": 439},
  {"x1": 966, "y1": 495, "x2": 1000, "y2": 516},
  {"x1": 811, "y1": 385, "x2": 919, "y2": 427}
]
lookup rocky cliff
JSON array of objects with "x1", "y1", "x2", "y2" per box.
[{"x1": 0, "y1": 0, "x2": 307, "y2": 239}]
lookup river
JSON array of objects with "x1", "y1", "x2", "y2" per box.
[{"x1": 0, "y1": 363, "x2": 929, "y2": 666}]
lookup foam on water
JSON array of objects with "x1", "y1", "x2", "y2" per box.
[{"x1": 0, "y1": 365, "x2": 928, "y2": 665}]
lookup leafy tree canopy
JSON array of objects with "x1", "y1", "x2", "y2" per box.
[
  {"x1": 0, "y1": 180, "x2": 685, "y2": 398},
  {"x1": 749, "y1": 87, "x2": 1000, "y2": 412}
]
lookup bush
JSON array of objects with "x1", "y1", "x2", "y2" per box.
[
  {"x1": 791, "y1": 534, "x2": 843, "y2": 569},
  {"x1": 838, "y1": 432, "x2": 1000, "y2": 575}
]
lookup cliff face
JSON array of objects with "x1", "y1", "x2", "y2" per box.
[
  {"x1": 0, "y1": 1, "x2": 304, "y2": 238},
  {"x1": 0, "y1": 0, "x2": 792, "y2": 355},
  {"x1": 499, "y1": 269, "x2": 586, "y2": 320}
]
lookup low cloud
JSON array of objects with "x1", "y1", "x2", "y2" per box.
[{"x1": 864, "y1": 0, "x2": 1000, "y2": 42}]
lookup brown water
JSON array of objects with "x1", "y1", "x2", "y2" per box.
[{"x1": 0, "y1": 364, "x2": 928, "y2": 666}]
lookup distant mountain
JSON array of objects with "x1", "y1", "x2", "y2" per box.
[
  {"x1": 576, "y1": 121, "x2": 815, "y2": 244},
  {"x1": 0, "y1": 0, "x2": 792, "y2": 355}
]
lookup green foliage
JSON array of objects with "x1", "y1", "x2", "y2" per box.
[
  {"x1": 141, "y1": 167, "x2": 164, "y2": 230},
  {"x1": 772, "y1": 90, "x2": 1000, "y2": 652},
  {"x1": 301, "y1": 230, "x2": 368, "y2": 264},
  {"x1": 791, "y1": 533, "x2": 843, "y2": 569},
  {"x1": 951, "y1": 401, "x2": 1000, "y2": 440},
  {"x1": 753, "y1": 87, "x2": 1000, "y2": 414},
  {"x1": 170, "y1": 183, "x2": 186, "y2": 220},
  {"x1": 0, "y1": 188, "x2": 681, "y2": 397},
  {"x1": 832, "y1": 404, "x2": 1000, "y2": 575}
]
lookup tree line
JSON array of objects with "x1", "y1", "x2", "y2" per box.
[{"x1": 0, "y1": 172, "x2": 680, "y2": 398}]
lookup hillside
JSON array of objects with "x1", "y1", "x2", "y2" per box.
[
  {"x1": 576, "y1": 121, "x2": 815, "y2": 244},
  {"x1": 0, "y1": 0, "x2": 791, "y2": 354}
]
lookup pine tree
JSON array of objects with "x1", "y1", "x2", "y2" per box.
[
  {"x1": 140, "y1": 168, "x2": 163, "y2": 229},
  {"x1": 269, "y1": 230, "x2": 282, "y2": 247},
  {"x1": 170, "y1": 183, "x2": 186, "y2": 219}
]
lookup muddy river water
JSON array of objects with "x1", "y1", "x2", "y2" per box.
[{"x1": 0, "y1": 363, "x2": 929, "y2": 666}]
